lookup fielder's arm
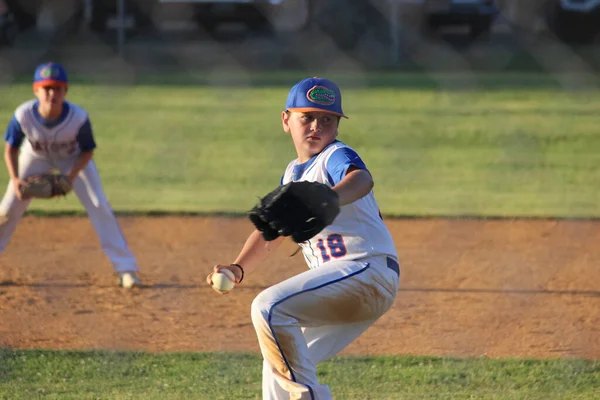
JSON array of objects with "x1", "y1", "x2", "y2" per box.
[
  {"x1": 332, "y1": 166, "x2": 374, "y2": 206},
  {"x1": 66, "y1": 150, "x2": 93, "y2": 183},
  {"x1": 4, "y1": 143, "x2": 27, "y2": 198},
  {"x1": 4, "y1": 142, "x2": 19, "y2": 180}
]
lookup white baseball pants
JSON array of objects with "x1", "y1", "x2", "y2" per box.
[
  {"x1": 0, "y1": 156, "x2": 138, "y2": 273},
  {"x1": 251, "y1": 255, "x2": 400, "y2": 400}
]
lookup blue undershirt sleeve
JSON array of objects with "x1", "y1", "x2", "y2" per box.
[
  {"x1": 325, "y1": 147, "x2": 367, "y2": 186},
  {"x1": 4, "y1": 116, "x2": 25, "y2": 148},
  {"x1": 77, "y1": 119, "x2": 97, "y2": 152}
]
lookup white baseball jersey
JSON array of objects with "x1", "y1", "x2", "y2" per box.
[
  {"x1": 281, "y1": 140, "x2": 397, "y2": 269},
  {"x1": 4, "y1": 100, "x2": 96, "y2": 159}
]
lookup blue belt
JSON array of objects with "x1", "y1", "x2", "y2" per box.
[{"x1": 386, "y1": 257, "x2": 400, "y2": 276}]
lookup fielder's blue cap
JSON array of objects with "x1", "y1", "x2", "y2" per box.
[
  {"x1": 33, "y1": 62, "x2": 68, "y2": 88},
  {"x1": 285, "y1": 77, "x2": 347, "y2": 118}
]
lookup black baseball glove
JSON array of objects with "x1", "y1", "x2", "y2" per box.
[{"x1": 248, "y1": 181, "x2": 341, "y2": 243}]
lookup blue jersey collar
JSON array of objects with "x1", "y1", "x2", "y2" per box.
[
  {"x1": 292, "y1": 140, "x2": 340, "y2": 181},
  {"x1": 33, "y1": 101, "x2": 70, "y2": 128}
]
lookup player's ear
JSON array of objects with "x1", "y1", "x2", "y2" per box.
[{"x1": 282, "y1": 110, "x2": 291, "y2": 133}]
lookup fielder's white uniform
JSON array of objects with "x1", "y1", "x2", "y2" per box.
[
  {"x1": 0, "y1": 99, "x2": 138, "y2": 273},
  {"x1": 251, "y1": 140, "x2": 400, "y2": 400}
]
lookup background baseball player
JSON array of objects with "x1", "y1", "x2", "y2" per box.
[
  {"x1": 0, "y1": 62, "x2": 141, "y2": 288},
  {"x1": 207, "y1": 77, "x2": 401, "y2": 399}
]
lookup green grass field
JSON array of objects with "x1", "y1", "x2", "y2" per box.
[
  {"x1": 1, "y1": 350, "x2": 598, "y2": 399},
  {"x1": 1, "y1": 72, "x2": 599, "y2": 217},
  {"x1": 1, "y1": 73, "x2": 599, "y2": 398}
]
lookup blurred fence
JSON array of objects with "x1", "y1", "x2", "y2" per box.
[{"x1": 0, "y1": 0, "x2": 599, "y2": 86}]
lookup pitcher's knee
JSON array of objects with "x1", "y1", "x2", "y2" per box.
[{"x1": 251, "y1": 291, "x2": 272, "y2": 330}]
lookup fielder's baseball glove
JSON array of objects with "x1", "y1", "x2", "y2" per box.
[
  {"x1": 20, "y1": 172, "x2": 72, "y2": 199},
  {"x1": 248, "y1": 181, "x2": 341, "y2": 243}
]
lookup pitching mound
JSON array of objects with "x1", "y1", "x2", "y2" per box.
[{"x1": 0, "y1": 216, "x2": 598, "y2": 359}]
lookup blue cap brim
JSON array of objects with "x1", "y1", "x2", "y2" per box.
[{"x1": 286, "y1": 107, "x2": 348, "y2": 119}]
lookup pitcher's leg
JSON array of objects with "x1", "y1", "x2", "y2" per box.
[
  {"x1": 73, "y1": 161, "x2": 138, "y2": 272},
  {"x1": 303, "y1": 321, "x2": 373, "y2": 365},
  {"x1": 252, "y1": 293, "x2": 321, "y2": 399},
  {"x1": 251, "y1": 261, "x2": 383, "y2": 400},
  {"x1": 262, "y1": 359, "x2": 291, "y2": 400}
]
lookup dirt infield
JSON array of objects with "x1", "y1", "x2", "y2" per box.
[{"x1": 0, "y1": 216, "x2": 598, "y2": 359}]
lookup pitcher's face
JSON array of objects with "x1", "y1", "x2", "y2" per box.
[{"x1": 282, "y1": 111, "x2": 340, "y2": 162}]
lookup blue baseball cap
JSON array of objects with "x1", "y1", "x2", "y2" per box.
[
  {"x1": 33, "y1": 62, "x2": 68, "y2": 88},
  {"x1": 285, "y1": 77, "x2": 347, "y2": 118}
]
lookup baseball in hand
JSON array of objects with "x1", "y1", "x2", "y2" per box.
[{"x1": 212, "y1": 269, "x2": 236, "y2": 293}]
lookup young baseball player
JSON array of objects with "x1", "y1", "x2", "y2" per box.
[
  {"x1": 208, "y1": 77, "x2": 400, "y2": 399},
  {"x1": 0, "y1": 62, "x2": 141, "y2": 288}
]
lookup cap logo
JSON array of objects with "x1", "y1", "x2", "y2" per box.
[
  {"x1": 40, "y1": 65, "x2": 61, "y2": 79},
  {"x1": 306, "y1": 86, "x2": 335, "y2": 106}
]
